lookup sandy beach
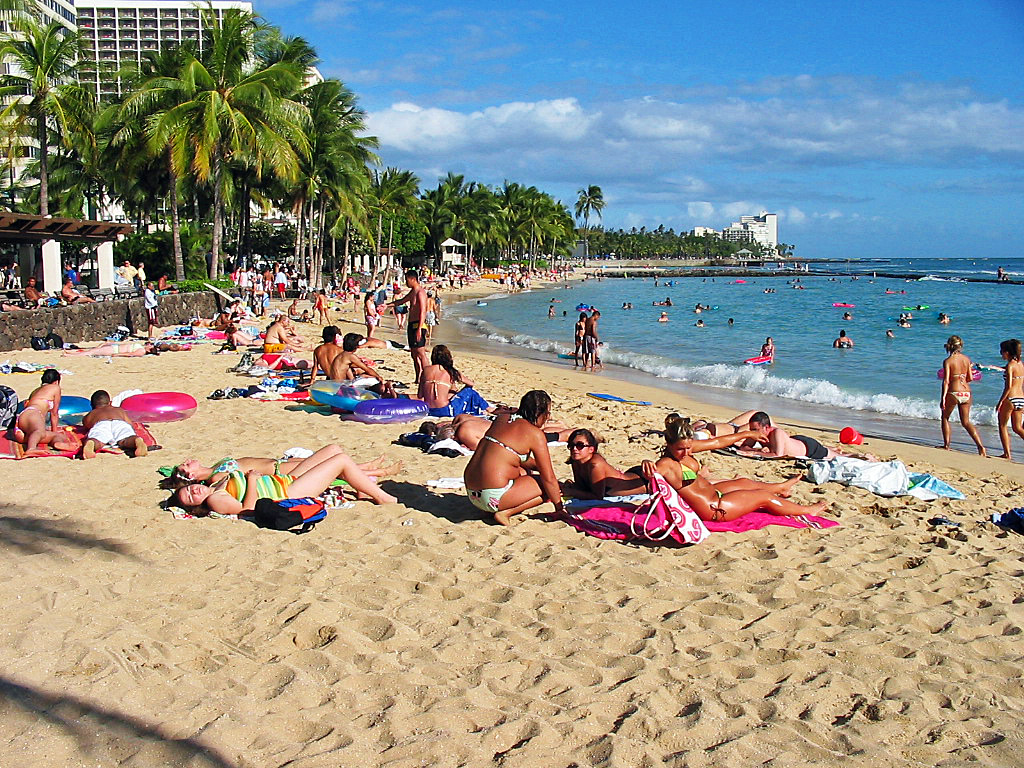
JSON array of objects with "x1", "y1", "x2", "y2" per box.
[{"x1": 1, "y1": 284, "x2": 1023, "y2": 767}]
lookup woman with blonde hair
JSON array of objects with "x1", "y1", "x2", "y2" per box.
[{"x1": 940, "y1": 335, "x2": 986, "y2": 456}]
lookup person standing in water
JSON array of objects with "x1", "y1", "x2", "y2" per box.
[
  {"x1": 573, "y1": 312, "x2": 586, "y2": 367},
  {"x1": 940, "y1": 335, "x2": 986, "y2": 456},
  {"x1": 582, "y1": 310, "x2": 601, "y2": 372},
  {"x1": 760, "y1": 337, "x2": 775, "y2": 361}
]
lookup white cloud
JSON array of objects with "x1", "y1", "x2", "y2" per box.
[
  {"x1": 687, "y1": 202, "x2": 715, "y2": 219},
  {"x1": 784, "y1": 207, "x2": 807, "y2": 224}
]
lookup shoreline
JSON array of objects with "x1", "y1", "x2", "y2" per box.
[{"x1": 441, "y1": 284, "x2": 1023, "y2": 477}]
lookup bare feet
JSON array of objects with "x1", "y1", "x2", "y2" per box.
[
  {"x1": 776, "y1": 475, "x2": 803, "y2": 497},
  {"x1": 82, "y1": 439, "x2": 97, "y2": 460},
  {"x1": 1000, "y1": 453, "x2": 1012, "y2": 460},
  {"x1": 808, "y1": 500, "x2": 830, "y2": 515},
  {"x1": 133, "y1": 437, "x2": 147, "y2": 458},
  {"x1": 494, "y1": 510, "x2": 513, "y2": 526},
  {"x1": 372, "y1": 491, "x2": 398, "y2": 505}
]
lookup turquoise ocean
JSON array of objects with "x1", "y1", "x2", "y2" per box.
[{"x1": 447, "y1": 257, "x2": 1024, "y2": 456}]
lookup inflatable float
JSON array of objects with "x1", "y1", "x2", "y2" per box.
[
  {"x1": 309, "y1": 381, "x2": 377, "y2": 412},
  {"x1": 832, "y1": 303, "x2": 855, "y2": 308},
  {"x1": 744, "y1": 355, "x2": 773, "y2": 366},
  {"x1": 575, "y1": 304, "x2": 591, "y2": 312},
  {"x1": 348, "y1": 398, "x2": 429, "y2": 424},
  {"x1": 937, "y1": 368, "x2": 982, "y2": 382},
  {"x1": 903, "y1": 305, "x2": 929, "y2": 311},
  {"x1": 121, "y1": 392, "x2": 198, "y2": 422}
]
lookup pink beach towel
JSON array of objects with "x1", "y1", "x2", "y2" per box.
[
  {"x1": 563, "y1": 471, "x2": 709, "y2": 545},
  {"x1": 704, "y1": 512, "x2": 838, "y2": 533}
]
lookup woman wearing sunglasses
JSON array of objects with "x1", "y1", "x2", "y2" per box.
[
  {"x1": 463, "y1": 390, "x2": 564, "y2": 526},
  {"x1": 561, "y1": 428, "x2": 647, "y2": 499}
]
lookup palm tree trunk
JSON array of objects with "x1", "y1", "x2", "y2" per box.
[
  {"x1": 342, "y1": 220, "x2": 351, "y2": 283},
  {"x1": 37, "y1": 116, "x2": 48, "y2": 217},
  {"x1": 170, "y1": 170, "x2": 184, "y2": 281},
  {"x1": 293, "y1": 202, "x2": 304, "y2": 267},
  {"x1": 210, "y1": 154, "x2": 223, "y2": 278},
  {"x1": 374, "y1": 211, "x2": 383, "y2": 280},
  {"x1": 385, "y1": 218, "x2": 395, "y2": 283}
]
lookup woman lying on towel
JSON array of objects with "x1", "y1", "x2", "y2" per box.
[
  {"x1": 647, "y1": 416, "x2": 829, "y2": 522},
  {"x1": 418, "y1": 345, "x2": 492, "y2": 418},
  {"x1": 166, "y1": 445, "x2": 398, "y2": 514},
  {"x1": 63, "y1": 341, "x2": 189, "y2": 357}
]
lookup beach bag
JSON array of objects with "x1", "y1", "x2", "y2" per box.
[
  {"x1": 253, "y1": 497, "x2": 327, "y2": 534},
  {"x1": 564, "y1": 471, "x2": 709, "y2": 545},
  {"x1": 30, "y1": 336, "x2": 47, "y2": 351},
  {"x1": 0, "y1": 385, "x2": 18, "y2": 431}
]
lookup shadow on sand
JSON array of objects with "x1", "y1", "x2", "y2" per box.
[
  {"x1": 0, "y1": 505, "x2": 141, "y2": 560},
  {"x1": 0, "y1": 673, "x2": 235, "y2": 766}
]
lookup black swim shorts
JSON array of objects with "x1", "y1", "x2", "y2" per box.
[
  {"x1": 793, "y1": 435, "x2": 828, "y2": 461},
  {"x1": 408, "y1": 325, "x2": 427, "y2": 349}
]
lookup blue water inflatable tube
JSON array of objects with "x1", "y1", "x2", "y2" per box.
[
  {"x1": 575, "y1": 304, "x2": 591, "y2": 312},
  {"x1": 350, "y1": 398, "x2": 429, "y2": 424},
  {"x1": 309, "y1": 381, "x2": 377, "y2": 412},
  {"x1": 18, "y1": 395, "x2": 91, "y2": 426}
]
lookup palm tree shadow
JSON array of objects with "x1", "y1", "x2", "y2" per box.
[
  {"x1": 383, "y1": 480, "x2": 496, "y2": 525},
  {"x1": 0, "y1": 505, "x2": 141, "y2": 560},
  {"x1": 0, "y1": 674, "x2": 234, "y2": 766}
]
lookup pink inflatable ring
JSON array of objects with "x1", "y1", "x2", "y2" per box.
[{"x1": 121, "y1": 392, "x2": 198, "y2": 422}]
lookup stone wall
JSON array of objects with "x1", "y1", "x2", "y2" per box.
[{"x1": 0, "y1": 291, "x2": 221, "y2": 352}]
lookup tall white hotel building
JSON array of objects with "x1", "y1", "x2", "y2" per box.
[{"x1": 75, "y1": 1, "x2": 253, "y2": 99}]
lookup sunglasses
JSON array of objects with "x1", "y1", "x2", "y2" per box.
[{"x1": 569, "y1": 442, "x2": 593, "y2": 451}]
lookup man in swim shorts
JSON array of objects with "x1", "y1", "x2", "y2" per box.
[
  {"x1": 833, "y1": 330, "x2": 854, "y2": 348},
  {"x1": 741, "y1": 412, "x2": 838, "y2": 460},
  {"x1": 388, "y1": 269, "x2": 429, "y2": 382},
  {"x1": 582, "y1": 309, "x2": 601, "y2": 372},
  {"x1": 81, "y1": 390, "x2": 146, "y2": 459}
]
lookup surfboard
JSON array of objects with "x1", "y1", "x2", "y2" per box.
[
  {"x1": 744, "y1": 355, "x2": 772, "y2": 365},
  {"x1": 557, "y1": 353, "x2": 577, "y2": 360},
  {"x1": 587, "y1": 393, "x2": 652, "y2": 406}
]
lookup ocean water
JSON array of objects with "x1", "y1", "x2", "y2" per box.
[{"x1": 450, "y1": 258, "x2": 1024, "y2": 445}]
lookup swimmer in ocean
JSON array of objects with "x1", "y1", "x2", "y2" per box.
[{"x1": 833, "y1": 330, "x2": 854, "y2": 348}]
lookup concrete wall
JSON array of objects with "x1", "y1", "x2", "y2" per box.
[{"x1": 0, "y1": 291, "x2": 220, "y2": 352}]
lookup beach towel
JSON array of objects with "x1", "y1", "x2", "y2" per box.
[
  {"x1": 427, "y1": 386, "x2": 490, "y2": 418},
  {"x1": 562, "y1": 471, "x2": 709, "y2": 545},
  {"x1": 807, "y1": 456, "x2": 964, "y2": 500},
  {"x1": 704, "y1": 512, "x2": 838, "y2": 533},
  {"x1": 0, "y1": 421, "x2": 157, "y2": 460}
]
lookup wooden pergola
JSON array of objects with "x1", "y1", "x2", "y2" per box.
[{"x1": 0, "y1": 213, "x2": 133, "y2": 293}]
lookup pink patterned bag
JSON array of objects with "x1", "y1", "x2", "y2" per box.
[{"x1": 564, "y1": 470, "x2": 709, "y2": 545}]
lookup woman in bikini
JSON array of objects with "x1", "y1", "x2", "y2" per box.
[
  {"x1": 940, "y1": 335, "x2": 986, "y2": 456},
  {"x1": 995, "y1": 339, "x2": 1024, "y2": 460},
  {"x1": 573, "y1": 312, "x2": 586, "y2": 367},
  {"x1": 417, "y1": 345, "x2": 491, "y2": 417},
  {"x1": 463, "y1": 390, "x2": 564, "y2": 526},
  {"x1": 14, "y1": 369, "x2": 76, "y2": 453},
  {"x1": 645, "y1": 417, "x2": 829, "y2": 522},
  {"x1": 167, "y1": 446, "x2": 398, "y2": 514}
]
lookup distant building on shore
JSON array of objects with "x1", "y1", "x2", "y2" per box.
[
  {"x1": 76, "y1": 0, "x2": 253, "y2": 100},
  {"x1": 692, "y1": 226, "x2": 719, "y2": 237},
  {"x1": 721, "y1": 212, "x2": 778, "y2": 253}
]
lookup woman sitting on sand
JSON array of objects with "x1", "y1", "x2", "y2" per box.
[
  {"x1": 463, "y1": 390, "x2": 564, "y2": 526},
  {"x1": 561, "y1": 428, "x2": 648, "y2": 499},
  {"x1": 166, "y1": 445, "x2": 398, "y2": 514},
  {"x1": 13, "y1": 369, "x2": 76, "y2": 453},
  {"x1": 646, "y1": 416, "x2": 828, "y2": 522},
  {"x1": 418, "y1": 345, "x2": 492, "y2": 417}
]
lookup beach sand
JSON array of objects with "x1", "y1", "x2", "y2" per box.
[{"x1": 1, "y1": 285, "x2": 1022, "y2": 767}]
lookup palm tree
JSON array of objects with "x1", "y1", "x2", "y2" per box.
[
  {"x1": 574, "y1": 184, "x2": 605, "y2": 266},
  {"x1": 0, "y1": 18, "x2": 95, "y2": 216},
  {"x1": 146, "y1": 9, "x2": 309, "y2": 277}
]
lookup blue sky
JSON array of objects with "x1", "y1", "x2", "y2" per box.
[{"x1": 253, "y1": 0, "x2": 1024, "y2": 259}]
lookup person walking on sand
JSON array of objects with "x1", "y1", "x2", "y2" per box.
[
  {"x1": 387, "y1": 269, "x2": 429, "y2": 382},
  {"x1": 994, "y1": 339, "x2": 1024, "y2": 459},
  {"x1": 582, "y1": 309, "x2": 601, "y2": 372},
  {"x1": 573, "y1": 312, "x2": 586, "y2": 367},
  {"x1": 940, "y1": 335, "x2": 986, "y2": 456}
]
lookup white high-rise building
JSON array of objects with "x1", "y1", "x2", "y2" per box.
[
  {"x1": 76, "y1": 0, "x2": 253, "y2": 100},
  {"x1": 721, "y1": 212, "x2": 778, "y2": 252}
]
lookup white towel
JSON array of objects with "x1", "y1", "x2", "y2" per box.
[{"x1": 427, "y1": 477, "x2": 465, "y2": 490}]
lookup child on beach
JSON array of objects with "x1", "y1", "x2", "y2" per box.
[{"x1": 80, "y1": 390, "x2": 146, "y2": 459}]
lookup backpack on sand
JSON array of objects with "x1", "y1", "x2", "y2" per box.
[
  {"x1": 0, "y1": 385, "x2": 18, "y2": 431},
  {"x1": 253, "y1": 497, "x2": 327, "y2": 534}
]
